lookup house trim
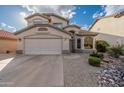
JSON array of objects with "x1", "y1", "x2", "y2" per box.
[
  {"x1": 24, "y1": 33, "x2": 63, "y2": 39},
  {"x1": 63, "y1": 25, "x2": 81, "y2": 29}
]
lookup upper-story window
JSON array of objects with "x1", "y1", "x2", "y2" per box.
[
  {"x1": 33, "y1": 19, "x2": 48, "y2": 24},
  {"x1": 53, "y1": 23, "x2": 63, "y2": 29}
]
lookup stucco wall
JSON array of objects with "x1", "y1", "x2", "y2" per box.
[
  {"x1": 91, "y1": 15, "x2": 124, "y2": 46},
  {"x1": 0, "y1": 39, "x2": 17, "y2": 53},
  {"x1": 50, "y1": 16, "x2": 68, "y2": 27},
  {"x1": 95, "y1": 33, "x2": 124, "y2": 46},
  {"x1": 16, "y1": 26, "x2": 71, "y2": 52},
  {"x1": 62, "y1": 38, "x2": 70, "y2": 50},
  {"x1": 64, "y1": 27, "x2": 80, "y2": 34}
]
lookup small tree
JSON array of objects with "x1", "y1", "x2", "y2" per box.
[{"x1": 96, "y1": 40, "x2": 109, "y2": 52}]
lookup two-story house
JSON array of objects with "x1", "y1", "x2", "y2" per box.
[{"x1": 15, "y1": 13, "x2": 97, "y2": 55}]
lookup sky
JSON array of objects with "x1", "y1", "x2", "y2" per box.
[{"x1": 0, "y1": 5, "x2": 124, "y2": 32}]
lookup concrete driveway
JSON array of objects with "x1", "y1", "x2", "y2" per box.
[{"x1": 0, "y1": 54, "x2": 63, "y2": 87}]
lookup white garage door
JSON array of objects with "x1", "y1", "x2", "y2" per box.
[{"x1": 24, "y1": 38, "x2": 62, "y2": 55}]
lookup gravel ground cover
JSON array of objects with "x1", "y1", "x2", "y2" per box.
[{"x1": 63, "y1": 54, "x2": 101, "y2": 87}]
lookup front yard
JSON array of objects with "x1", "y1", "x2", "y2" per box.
[
  {"x1": 0, "y1": 54, "x2": 101, "y2": 87},
  {"x1": 63, "y1": 51, "x2": 124, "y2": 87},
  {"x1": 0, "y1": 52, "x2": 124, "y2": 87},
  {"x1": 63, "y1": 54, "x2": 101, "y2": 87}
]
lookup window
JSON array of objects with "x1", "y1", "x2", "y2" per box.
[
  {"x1": 38, "y1": 28, "x2": 48, "y2": 31},
  {"x1": 33, "y1": 19, "x2": 48, "y2": 24},
  {"x1": 53, "y1": 23, "x2": 63, "y2": 29},
  {"x1": 77, "y1": 38, "x2": 81, "y2": 49},
  {"x1": 84, "y1": 37, "x2": 93, "y2": 49}
]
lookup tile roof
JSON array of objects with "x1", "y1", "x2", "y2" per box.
[
  {"x1": 63, "y1": 25, "x2": 81, "y2": 29},
  {"x1": 77, "y1": 30, "x2": 98, "y2": 36},
  {"x1": 0, "y1": 30, "x2": 17, "y2": 40},
  {"x1": 25, "y1": 13, "x2": 51, "y2": 21},
  {"x1": 42, "y1": 13, "x2": 69, "y2": 22}
]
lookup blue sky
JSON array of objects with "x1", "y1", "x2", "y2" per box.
[{"x1": 0, "y1": 5, "x2": 124, "y2": 32}]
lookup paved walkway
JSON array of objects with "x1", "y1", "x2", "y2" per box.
[{"x1": 63, "y1": 54, "x2": 101, "y2": 87}]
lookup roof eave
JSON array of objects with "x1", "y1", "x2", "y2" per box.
[
  {"x1": 25, "y1": 13, "x2": 51, "y2": 21},
  {"x1": 14, "y1": 24, "x2": 71, "y2": 36},
  {"x1": 43, "y1": 13, "x2": 69, "y2": 22},
  {"x1": 63, "y1": 25, "x2": 81, "y2": 29}
]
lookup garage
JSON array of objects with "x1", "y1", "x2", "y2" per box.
[{"x1": 24, "y1": 38, "x2": 62, "y2": 55}]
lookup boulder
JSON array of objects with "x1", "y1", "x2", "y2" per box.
[
  {"x1": 102, "y1": 58, "x2": 110, "y2": 63},
  {"x1": 119, "y1": 56, "x2": 124, "y2": 62}
]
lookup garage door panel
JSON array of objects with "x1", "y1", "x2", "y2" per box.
[{"x1": 24, "y1": 39, "x2": 62, "y2": 55}]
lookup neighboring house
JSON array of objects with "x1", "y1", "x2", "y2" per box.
[
  {"x1": 89, "y1": 11, "x2": 124, "y2": 46},
  {"x1": 15, "y1": 13, "x2": 97, "y2": 55},
  {"x1": 0, "y1": 30, "x2": 17, "y2": 53}
]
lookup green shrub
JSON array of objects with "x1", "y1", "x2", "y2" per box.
[
  {"x1": 108, "y1": 45, "x2": 124, "y2": 58},
  {"x1": 120, "y1": 45, "x2": 124, "y2": 55},
  {"x1": 88, "y1": 56, "x2": 101, "y2": 67},
  {"x1": 96, "y1": 40, "x2": 109, "y2": 52},
  {"x1": 90, "y1": 52, "x2": 104, "y2": 59}
]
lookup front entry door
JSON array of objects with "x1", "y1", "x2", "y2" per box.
[{"x1": 77, "y1": 38, "x2": 81, "y2": 49}]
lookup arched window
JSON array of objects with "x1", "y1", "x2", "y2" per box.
[
  {"x1": 77, "y1": 38, "x2": 81, "y2": 49},
  {"x1": 33, "y1": 18, "x2": 42, "y2": 23},
  {"x1": 33, "y1": 18, "x2": 48, "y2": 24},
  {"x1": 38, "y1": 28, "x2": 48, "y2": 31},
  {"x1": 84, "y1": 37, "x2": 93, "y2": 49}
]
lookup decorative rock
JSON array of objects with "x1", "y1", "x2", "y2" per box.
[
  {"x1": 102, "y1": 58, "x2": 110, "y2": 63},
  {"x1": 119, "y1": 82, "x2": 124, "y2": 86},
  {"x1": 119, "y1": 56, "x2": 124, "y2": 62},
  {"x1": 109, "y1": 79, "x2": 115, "y2": 84},
  {"x1": 96, "y1": 56, "x2": 124, "y2": 87}
]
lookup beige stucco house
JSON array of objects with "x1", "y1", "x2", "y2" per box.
[
  {"x1": 89, "y1": 11, "x2": 124, "y2": 46},
  {"x1": 0, "y1": 30, "x2": 17, "y2": 53},
  {"x1": 15, "y1": 13, "x2": 97, "y2": 55}
]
